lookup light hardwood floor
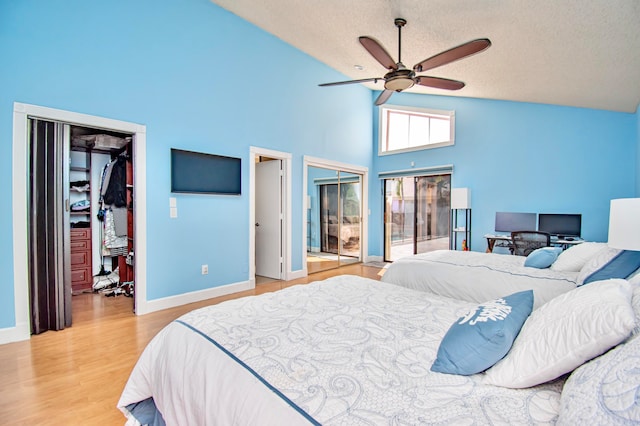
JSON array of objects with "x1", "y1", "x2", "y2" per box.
[{"x1": 0, "y1": 264, "x2": 382, "y2": 425}]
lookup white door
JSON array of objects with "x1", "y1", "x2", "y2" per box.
[{"x1": 255, "y1": 160, "x2": 282, "y2": 279}]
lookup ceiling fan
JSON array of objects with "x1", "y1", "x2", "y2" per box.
[{"x1": 319, "y1": 18, "x2": 491, "y2": 106}]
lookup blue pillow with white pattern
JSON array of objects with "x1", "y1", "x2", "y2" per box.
[{"x1": 431, "y1": 290, "x2": 534, "y2": 375}]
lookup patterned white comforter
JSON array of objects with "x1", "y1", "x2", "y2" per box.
[
  {"x1": 382, "y1": 250, "x2": 578, "y2": 309},
  {"x1": 118, "y1": 275, "x2": 563, "y2": 425}
]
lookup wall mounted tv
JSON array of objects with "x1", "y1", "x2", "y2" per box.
[
  {"x1": 494, "y1": 212, "x2": 537, "y2": 233},
  {"x1": 170, "y1": 148, "x2": 241, "y2": 195},
  {"x1": 538, "y1": 213, "x2": 582, "y2": 238}
]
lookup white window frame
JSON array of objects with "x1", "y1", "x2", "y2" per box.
[{"x1": 378, "y1": 105, "x2": 455, "y2": 155}]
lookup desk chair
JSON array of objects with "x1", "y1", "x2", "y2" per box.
[{"x1": 511, "y1": 231, "x2": 551, "y2": 256}]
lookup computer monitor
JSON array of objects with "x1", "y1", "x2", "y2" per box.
[
  {"x1": 494, "y1": 212, "x2": 537, "y2": 233},
  {"x1": 538, "y1": 213, "x2": 582, "y2": 238}
]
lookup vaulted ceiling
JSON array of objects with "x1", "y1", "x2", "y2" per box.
[{"x1": 211, "y1": 0, "x2": 640, "y2": 113}]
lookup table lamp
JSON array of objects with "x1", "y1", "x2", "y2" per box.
[
  {"x1": 608, "y1": 198, "x2": 640, "y2": 251},
  {"x1": 451, "y1": 188, "x2": 471, "y2": 210}
]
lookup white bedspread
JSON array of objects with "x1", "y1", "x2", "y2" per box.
[
  {"x1": 382, "y1": 250, "x2": 578, "y2": 309},
  {"x1": 118, "y1": 275, "x2": 563, "y2": 425}
]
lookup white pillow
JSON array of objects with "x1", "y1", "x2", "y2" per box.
[
  {"x1": 576, "y1": 247, "x2": 622, "y2": 285},
  {"x1": 550, "y1": 242, "x2": 606, "y2": 272},
  {"x1": 557, "y1": 326, "x2": 640, "y2": 425},
  {"x1": 483, "y1": 279, "x2": 634, "y2": 388},
  {"x1": 630, "y1": 282, "x2": 640, "y2": 337},
  {"x1": 627, "y1": 268, "x2": 640, "y2": 286}
]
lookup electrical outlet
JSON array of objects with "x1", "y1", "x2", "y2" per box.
[{"x1": 201, "y1": 264, "x2": 208, "y2": 275}]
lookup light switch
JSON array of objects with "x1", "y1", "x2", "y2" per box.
[
  {"x1": 170, "y1": 206, "x2": 178, "y2": 218},
  {"x1": 169, "y1": 197, "x2": 177, "y2": 207}
]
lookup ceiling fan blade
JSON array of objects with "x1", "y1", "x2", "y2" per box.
[
  {"x1": 359, "y1": 36, "x2": 398, "y2": 70},
  {"x1": 415, "y1": 76, "x2": 465, "y2": 90},
  {"x1": 319, "y1": 77, "x2": 380, "y2": 87},
  {"x1": 413, "y1": 38, "x2": 491, "y2": 73},
  {"x1": 375, "y1": 90, "x2": 394, "y2": 106}
]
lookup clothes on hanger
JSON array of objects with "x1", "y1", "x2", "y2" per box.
[
  {"x1": 96, "y1": 152, "x2": 131, "y2": 281},
  {"x1": 103, "y1": 208, "x2": 127, "y2": 250},
  {"x1": 103, "y1": 156, "x2": 127, "y2": 207}
]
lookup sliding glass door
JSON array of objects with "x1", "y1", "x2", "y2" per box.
[{"x1": 384, "y1": 174, "x2": 450, "y2": 262}]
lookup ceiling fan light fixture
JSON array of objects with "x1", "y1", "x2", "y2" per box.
[{"x1": 384, "y1": 76, "x2": 414, "y2": 91}]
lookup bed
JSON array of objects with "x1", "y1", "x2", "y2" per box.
[
  {"x1": 118, "y1": 275, "x2": 571, "y2": 425},
  {"x1": 381, "y1": 250, "x2": 579, "y2": 309}
]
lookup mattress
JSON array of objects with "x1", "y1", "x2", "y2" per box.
[
  {"x1": 382, "y1": 250, "x2": 578, "y2": 309},
  {"x1": 118, "y1": 275, "x2": 563, "y2": 425}
]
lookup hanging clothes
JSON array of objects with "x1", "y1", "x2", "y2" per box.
[
  {"x1": 103, "y1": 156, "x2": 127, "y2": 207},
  {"x1": 111, "y1": 207, "x2": 128, "y2": 237},
  {"x1": 103, "y1": 208, "x2": 127, "y2": 249},
  {"x1": 100, "y1": 160, "x2": 116, "y2": 201}
]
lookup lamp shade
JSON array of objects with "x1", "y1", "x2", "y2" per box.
[
  {"x1": 451, "y1": 188, "x2": 471, "y2": 209},
  {"x1": 608, "y1": 198, "x2": 640, "y2": 251}
]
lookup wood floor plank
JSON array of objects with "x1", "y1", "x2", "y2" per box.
[{"x1": 0, "y1": 264, "x2": 381, "y2": 424}]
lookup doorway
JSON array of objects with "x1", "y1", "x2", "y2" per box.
[
  {"x1": 383, "y1": 174, "x2": 451, "y2": 262},
  {"x1": 28, "y1": 120, "x2": 136, "y2": 333},
  {"x1": 250, "y1": 147, "x2": 291, "y2": 286},
  {"x1": 304, "y1": 157, "x2": 368, "y2": 274},
  {"x1": 255, "y1": 157, "x2": 283, "y2": 283},
  {"x1": 12, "y1": 103, "x2": 147, "y2": 341}
]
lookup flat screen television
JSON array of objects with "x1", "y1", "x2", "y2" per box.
[
  {"x1": 494, "y1": 212, "x2": 537, "y2": 233},
  {"x1": 171, "y1": 148, "x2": 241, "y2": 195},
  {"x1": 538, "y1": 213, "x2": 582, "y2": 238}
]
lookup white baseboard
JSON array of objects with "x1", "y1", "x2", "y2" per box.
[
  {"x1": 364, "y1": 255, "x2": 383, "y2": 263},
  {"x1": 0, "y1": 322, "x2": 30, "y2": 345},
  {"x1": 142, "y1": 280, "x2": 254, "y2": 315},
  {"x1": 287, "y1": 269, "x2": 307, "y2": 280}
]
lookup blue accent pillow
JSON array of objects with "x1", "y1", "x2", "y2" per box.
[
  {"x1": 431, "y1": 290, "x2": 534, "y2": 375},
  {"x1": 524, "y1": 247, "x2": 563, "y2": 269},
  {"x1": 582, "y1": 250, "x2": 640, "y2": 285}
]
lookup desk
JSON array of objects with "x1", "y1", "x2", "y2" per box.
[
  {"x1": 484, "y1": 234, "x2": 512, "y2": 253},
  {"x1": 553, "y1": 238, "x2": 584, "y2": 250},
  {"x1": 484, "y1": 234, "x2": 584, "y2": 253}
]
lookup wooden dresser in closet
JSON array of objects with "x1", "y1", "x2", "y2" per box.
[{"x1": 70, "y1": 228, "x2": 92, "y2": 293}]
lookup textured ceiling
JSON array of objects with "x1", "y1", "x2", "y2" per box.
[{"x1": 211, "y1": 0, "x2": 640, "y2": 113}]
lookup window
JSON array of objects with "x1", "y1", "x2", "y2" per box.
[{"x1": 379, "y1": 105, "x2": 455, "y2": 154}]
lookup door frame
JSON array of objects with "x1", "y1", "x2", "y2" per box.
[
  {"x1": 249, "y1": 146, "x2": 291, "y2": 284},
  {"x1": 11, "y1": 102, "x2": 148, "y2": 342},
  {"x1": 303, "y1": 156, "x2": 369, "y2": 275}
]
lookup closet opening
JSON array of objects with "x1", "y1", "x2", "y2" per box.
[{"x1": 28, "y1": 120, "x2": 136, "y2": 335}]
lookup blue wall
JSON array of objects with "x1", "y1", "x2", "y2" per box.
[
  {"x1": 370, "y1": 91, "x2": 637, "y2": 254},
  {"x1": 0, "y1": 0, "x2": 372, "y2": 329}
]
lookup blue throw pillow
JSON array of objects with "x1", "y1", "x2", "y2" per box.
[
  {"x1": 582, "y1": 249, "x2": 640, "y2": 285},
  {"x1": 524, "y1": 247, "x2": 562, "y2": 269},
  {"x1": 431, "y1": 290, "x2": 534, "y2": 375}
]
